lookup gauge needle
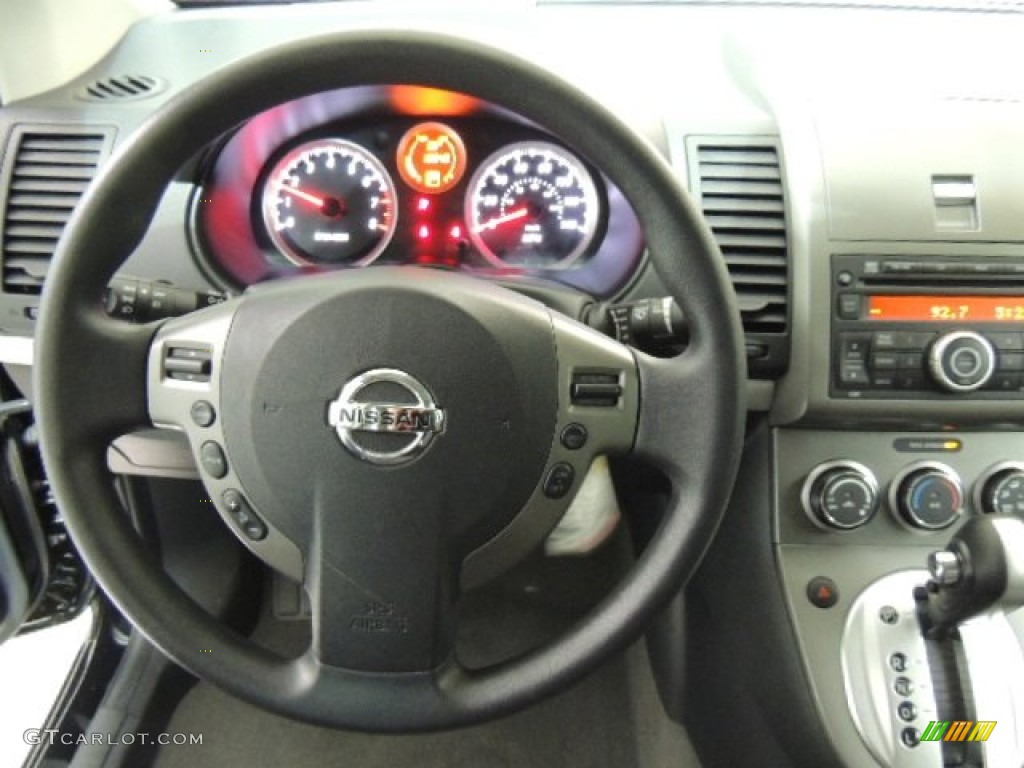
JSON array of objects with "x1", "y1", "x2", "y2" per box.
[
  {"x1": 279, "y1": 184, "x2": 325, "y2": 208},
  {"x1": 474, "y1": 207, "x2": 529, "y2": 233}
]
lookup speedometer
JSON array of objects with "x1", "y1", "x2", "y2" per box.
[
  {"x1": 261, "y1": 138, "x2": 396, "y2": 266},
  {"x1": 466, "y1": 142, "x2": 600, "y2": 268}
]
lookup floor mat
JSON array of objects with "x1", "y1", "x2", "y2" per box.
[
  {"x1": 153, "y1": 533, "x2": 693, "y2": 767},
  {"x1": 154, "y1": 652, "x2": 642, "y2": 768}
]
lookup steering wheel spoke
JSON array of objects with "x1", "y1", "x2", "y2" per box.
[{"x1": 307, "y1": 497, "x2": 459, "y2": 674}]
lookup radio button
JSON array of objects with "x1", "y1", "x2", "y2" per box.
[
  {"x1": 988, "y1": 332, "x2": 1024, "y2": 351},
  {"x1": 875, "y1": 331, "x2": 935, "y2": 350},
  {"x1": 987, "y1": 373, "x2": 1021, "y2": 391},
  {"x1": 871, "y1": 352, "x2": 900, "y2": 369},
  {"x1": 873, "y1": 331, "x2": 898, "y2": 349},
  {"x1": 903, "y1": 332, "x2": 936, "y2": 348},
  {"x1": 900, "y1": 352, "x2": 924, "y2": 370},
  {"x1": 895, "y1": 373, "x2": 926, "y2": 390},
  {"x1": 840, "y1": 335, "x2": 870, "y2": 363},
  {"x1": 840, "y1": 364, "x2": 871, "y2": 386},
  {"x1": 872, "y1": 374, "x2": 896, "y2": 388},
  {"x1": 949, "y1": 347, "x2": 984, "y2": 378},
  {"x1": 837, "y1": 293, "x2": 862, "y2": 320},
  {"x1": 999, "y1": 352, "x2": 1024, "y2": 371},
  {"x1": 928, "y1": 331, "x2": 996, "y2": 392}
]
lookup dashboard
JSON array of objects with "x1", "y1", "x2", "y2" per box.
[
  {"x1": 2, "y1": 2, "x2": 1024, "y2": 767},
  {"x1": 195, "y1": 88, "x2": 642, "y2": 295}
]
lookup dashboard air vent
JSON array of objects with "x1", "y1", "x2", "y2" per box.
[
  {"x1": 688, "y1": 138, "x2": 791, "y2": 378},
  {"x1": 0, "y1": 127, "x2": 113, "y2": 295},
  {"x1": 76, "y1": 75, "x2": 163, "y2": 102}
]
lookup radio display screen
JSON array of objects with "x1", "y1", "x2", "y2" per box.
[{"x1": 867, "y1": 295, "x2": 1024, "y2": 322}]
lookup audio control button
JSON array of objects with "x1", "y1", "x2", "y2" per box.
[
  {"x1": 986, "y1": 373, "x2": 1021, "y2": 391},
  {"x1": 871, "y1": 352, "x2": 900, "y2": 370},
  {"x1": 841, "y1": 334, "x2": 870, "y2": 362},
  {"x1": 837, "y1": 293, "x2": 862, "y2": 320},
  {"x1": 988, "y1": 332, "x2": 1024, "y2": 351},
  {"x1": 1000, "y1": 352, "x2": 1024, "y2": 370},
  {"x1": 928, "y1": 331, "x2": 996, "y2": 392}
]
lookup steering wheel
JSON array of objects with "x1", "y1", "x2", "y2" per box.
[{"x1": 33, "y1": 31, "x2": 744, "y2": 731}]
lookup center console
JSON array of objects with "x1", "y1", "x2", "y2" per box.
[{"x1": 727, "y1": 101, "x2": 1024, "y2": 768}]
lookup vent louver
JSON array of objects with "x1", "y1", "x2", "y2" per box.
[
  {"x1": 0, "y1": 127, "x2": 113, "y2": 295},
  {"x1": 76, "y1": 75, "x2": 163, "y2": 102},
  {"x1": 689, "y1": 138, "x2": 791, "y2": 378}
]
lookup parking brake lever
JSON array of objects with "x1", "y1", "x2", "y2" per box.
[{"x1": 916, "y1": 516, "x2": 1024, "y2": 638}]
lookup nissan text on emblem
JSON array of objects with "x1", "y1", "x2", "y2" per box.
[{"x1": 327, "y1": 368, "x2": 446, "y2": 466}]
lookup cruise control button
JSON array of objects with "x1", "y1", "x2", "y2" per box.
[
  {"x1": 901, "y1": 727, "x2": 920, "y2": 748},
  {"x1": 190, "y1": 400, "x2": 216, "y2": 428},
  {"x1": 889, "y1": 652, "x2": 908, "y2": 672},
  {"x1": 894, "y1": 676, "x2": 913, "y2": 696},
  {"x1": 543, "y1": 463, "x2": 575, "y2": 499},
  {"x1": 200, "y1": 441, "x2": 228, "y2": 479},
  {"x1": 560, "y1": 423, "x2": 588, "y2": 451}
]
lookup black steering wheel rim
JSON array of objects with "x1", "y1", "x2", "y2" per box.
[{"x1": 34, "y1": 30, "x2": 745, "y2": 731}]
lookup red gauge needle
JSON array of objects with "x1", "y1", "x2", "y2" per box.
[
  {"x1": 279, "y1": 184, "x2": 325, "y2": 208},
  {"x1": 474, "y1": 207, "x2": 529, "y2": 233}
]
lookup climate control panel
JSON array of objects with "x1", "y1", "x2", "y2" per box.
[{"x1": 786, "y1": 431, "x2": 1024, "y2": 543}]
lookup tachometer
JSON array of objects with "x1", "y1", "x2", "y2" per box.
[
  {"x1": 466, "y1": 142, "x2": 600, "y2": 268},
  {"x1": 261, "y1": 139, "x2": 396, "y2": 266}
]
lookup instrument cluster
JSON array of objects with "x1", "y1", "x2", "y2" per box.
[{"x1": 193, "y1": 91, "x2": 643, "y2": 297}]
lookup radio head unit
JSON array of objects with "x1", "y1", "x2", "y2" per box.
[{"x1": 831, "y1": 255, "x2": 1024, "y2": 400}]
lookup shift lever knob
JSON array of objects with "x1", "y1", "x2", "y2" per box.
[{"x1": 919, "y1": 516, "x2": 1024, "y2": 635}]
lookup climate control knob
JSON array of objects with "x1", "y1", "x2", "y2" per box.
[
  {"x1": 928, "y1": 330, "x2": 996, "y2": 392},
  {"x1": 974, "y1": 463, "x2": 1024, "y2": 516},
  {"x1": 890, "y1": 462, "x2": 964, "y2": 530},
  {"x1": 801, "y1": 461, "x2": 879, "y2": 530}
]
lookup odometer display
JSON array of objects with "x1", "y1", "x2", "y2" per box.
[
  {"x1": 466, "y1": 142, "x2": 600, "y2": 268},
  {"x1": 261, "y1": 139, "x2": 396, "y2": 266},
  {"x1": 867, "y1": 295, "x2": 1024, "y2": 322}
]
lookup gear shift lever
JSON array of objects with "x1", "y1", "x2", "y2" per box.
[{"x1": 917, "y1": 516, "x2": 1024, "y2": 636}]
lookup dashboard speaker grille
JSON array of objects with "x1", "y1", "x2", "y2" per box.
[
  {"x1": 76, "y1": 75, "x2": 163, "y2": 102},
  {"x1": 0, "y1": 127, "x2": 113, "y2": 295},
  {"x1": 689, "y1": 137, "x2": 791, "y2": 378}
]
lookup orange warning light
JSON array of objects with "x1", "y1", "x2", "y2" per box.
[{"x1": 396, "y1": 122, "x2": 467, "y2": 195}]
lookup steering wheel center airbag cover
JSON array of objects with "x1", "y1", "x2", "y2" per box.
[
  {"x1": 219, "y1": 268, "x2": 558, "y2": 555},
  {"x1": 327, "y1": 366, "x2": 446, "y2": 466}
]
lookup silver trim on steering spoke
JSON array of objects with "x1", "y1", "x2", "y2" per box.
[{"x1": 147, "y1": 300, "x2": 303, "y2": 581}]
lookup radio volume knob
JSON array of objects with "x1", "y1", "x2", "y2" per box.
[
  {"x1": 802, "y1": 461, "x2": 879, "y2": 530},
  {"x1": 928, "y1": 330, "x2": 996, "y2": 392}
]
